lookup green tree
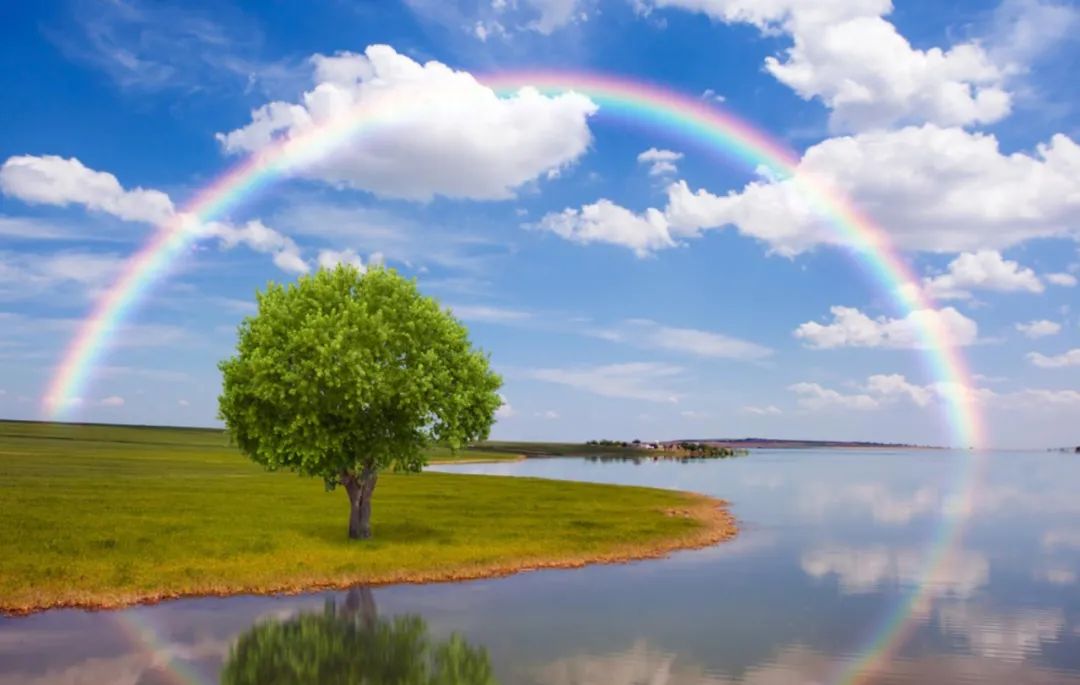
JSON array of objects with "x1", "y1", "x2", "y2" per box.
[
  {"x1": 220, "y1": 587, "x2": 498, "y2": 684},
  {"x1": 218, "y1": 266, "x2": 502, "y2": 540}
]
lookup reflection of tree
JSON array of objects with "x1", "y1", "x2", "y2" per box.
[{"x1": 221, "y1": 587, "x2": 497, "y2": 684}]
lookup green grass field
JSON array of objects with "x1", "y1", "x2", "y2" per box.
[{"x1": 0, "y1": 420, "x2": 734, "y2": 615}]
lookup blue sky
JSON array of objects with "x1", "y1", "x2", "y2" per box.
[{"x1": 1, "y1": 0, "x2": 1078, "y2": 448}]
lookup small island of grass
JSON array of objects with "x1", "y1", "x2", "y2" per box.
[{"x1": 0, "y1": 420, "x2": 736, "y2": 616}]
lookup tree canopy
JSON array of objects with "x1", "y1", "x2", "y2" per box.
[{"x1": 218, "y1": 265, "x2": 503, "y2": 538}]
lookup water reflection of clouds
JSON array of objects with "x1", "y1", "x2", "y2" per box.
[
  {"x1": 1042, "y1": 529, "x2": 1080, "y2": 550},
  {"x1": 534, "y1": 640, "x2": 1080, "y2": 685},
  {"x1": 937, "y1": 603, "x2": 1065, "y2": 662},
  {"x1": 800, "y1": 482, "x2": 941, "y2": 524},
  {"x1": 0, "y1": 632, "x2": 228, "y2": 685},
  {"x1": 801, "y1": 546, "x2": 988, "y2": 597},
  {"x1": 1034, "y1": 566, "x2": 1077, "y2": 585},
  {"x1": 537, "y1": 639, "x2": 730, "y2": 684}
]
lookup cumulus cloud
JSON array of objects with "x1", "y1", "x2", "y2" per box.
[
  {"x1": 217, "y1": 45, "x2": 597, "y2": 201},
  {"x1": 663, "y1": 126, "x2": 1080, "y2": 256},
  {"x1": 789, "y1": 373, "x2": 991, "y2": 413},
  {"x1": 794, "y1": 305, "x2": 978, "y2": 350},
  {"x1": 541, "y1": 127, "x2": 1080, "y2": 258},
  {"x1": 1027, "y1": 348, "x2": 1080, "y2": 368},
  {"x1": 865, "y1": 373, "x2": 934, "y2": 407},
  {"x1": 198, "y1": 220, "x2": 308, "y2": 274},
  {"x1": 0, "y1": 155, "x2": 173, "y2": 225},
  {"x1": 791, "y1": 373, "x2": 1080, "y2": 418},
  {"x1": 789, "y1": 382, "x2": 879, "y2": 411},
  {"x1": 649, "y1": 0, "x2": 1010, "y2": 131},
  {"x1": 1, "y1": 155, "x2": 310, "y2": 274},
  {"x1": 920, "y1": 250, "x2": 1044, "y2": 300},
  {"x1": 316, "y1": 248, "x2": 365, "y2": 271},
  {"x1": 534, "y1": 199, "x2": 675, "y2": 257},
  {"x1": 1045, "y1": 272, "x2": 1077, "y2": 286},
  {"x1": 636, "y1": 147, "x2": 683, "y2": 176},
  {"x1": 526, "y1": 362, "x2": 683, "y2": 403},
  {"x1": 1015, "y1": 320, "x2": 1061, "y2": 338}
]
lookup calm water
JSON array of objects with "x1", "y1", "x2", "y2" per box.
[{"x1": 2, "y1": 450, "x2": 1079, "y2": 684}]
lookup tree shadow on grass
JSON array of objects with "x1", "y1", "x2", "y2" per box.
[{"x1": 301, "y1": 520, "x2": 452, "y2": 546}]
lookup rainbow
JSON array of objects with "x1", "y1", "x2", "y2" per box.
[{"x1": 41, "y1": 69, "x2": 984, "y2": 684}]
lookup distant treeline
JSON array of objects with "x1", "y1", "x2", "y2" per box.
[{"x1": 585, "y1": 439, "x2": 747, "y2": 458}]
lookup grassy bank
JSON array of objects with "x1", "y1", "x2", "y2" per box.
[{"x1": 0, "y1": 420, "x2": 735, "y2": 615}]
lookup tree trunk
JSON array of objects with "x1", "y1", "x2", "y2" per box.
[{"x1": 343, "y1": 466, "x2": 378, "y2": 540}]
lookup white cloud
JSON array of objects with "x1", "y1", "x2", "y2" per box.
[
  {"x1": 789, "y1": 374, "x2": 1080, "y2": 419},
  {"x1": 1046, "y1": 272, "x2": 1077, "y2": 286},
  {"x1": 535, "y1": 199, "x2": 675, "y2": 257},
  {"x1": 789, "y1": 382, "x2": 879, "y2": 411},
  {"x1": 1, "y1": 155, "x2": 310, "y2": 274},
  {"x1": 1015, "y1": 320, "x2": 1061, "y2": 338},
  {"x1": 316, "y1": 248, "x2": 365, "y2": 271},
  {"x1": 450, "y1": 304, "x2": 532, "y2": 323},
  {"x1": 988, "y1": 0, "x2": 1080, "y2": 69},
  {"x1": 524, "y1": 0, "x2": 587, "y2": 34},
  {"x1": 637, "y1": 147, "x2": 683, "y2": 176},
  {"x1": 794, "y1": 306, "x2": 978, "y2": 350},
  {"x1": 217, "y1": 45, "x2": 597, "y2": 201},
  {"x1": 177, "y1": 399, "x2": 190, "y2": 407},
  {"x1": 700, "y1": 88, "x2": 725, "y2": 103},
  {"x1": 98, "y1": 395, "x2": 125, "y2": 407},
  {"x1": 49, "y1": 0, "x2": 304, "y2": 97},
  {"x1": 526, "y1": 362, "x2": 682, "y2": 403},
  {"x1": 494, "y1": 394, "x2": 516, "y2": 419},
  {"x1": 0, "y1": 250, "x2": 126, "y2": 301},
  {"x1": 0, "y1": 215, "x2": 86, "y2": 240},
  {"x1": 1, "y1": 155, "x2": 173, "y2": 225},
  {"x1": 865, "y1": 373, "x2": 934, "y2": 407},
  {"x1": 630, "y1": 319, "x2": 771, "y2": 360},
  {"x1": 650, "y1": 0, "x2": 1010, "y2": 131},
  {"x1": 679, "y1": 409, "x2": 709, "y2": 419},
  {"x1": 544, "y1": 127, "x2": 1080, "y2": 258},
  {"x1": 741, "y1": 404, "x2": 782, "y2": 416},
  {"x1": 789, "y1": 373, "x2": 986, "y2": 413},
  {"x1": 535, "y1": 409, "x2": 560, "y2": 419},
  {"x1": 663, "y1": 126, "x2": 1080, "y2": 256},
  {"x1": 198, "y1": 220, "x2": 308, "y2": 274},
  {"x1": 921, "y1": 250, "x2": 1044, "y2": 300},
  {"x1": 989, "y1": 387, "x2": 1080, "y2": 408},
  {"x1": 271, "y1": 198, "x2": 496, "y2": 274},
  {"x1": 272, "y1": 250, "x2": 310, "y2": 274},
  {"x1": 588, "y1": 319, "x2": 772, "y2": 361},
  {"x1": 1027, "y1": 348, "x2": 1080, "y2": 368}
]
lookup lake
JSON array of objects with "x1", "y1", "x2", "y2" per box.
[{"x1": 2, "y1": 449, "x2": 1078, "y2": 684}]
